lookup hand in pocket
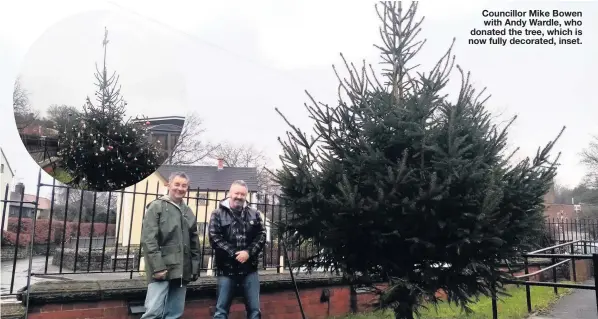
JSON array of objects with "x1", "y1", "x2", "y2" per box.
[{"x1": 153, "y1": 269, "x2": 168, "y2": 280}]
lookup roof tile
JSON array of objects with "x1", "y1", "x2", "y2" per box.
[{"x1": 156, "y1": 165, "x2": 259, "y2": 192}]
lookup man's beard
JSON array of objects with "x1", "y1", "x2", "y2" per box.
[{"x1": 232, "y1": 199, "x2": 244, "y2": 209}]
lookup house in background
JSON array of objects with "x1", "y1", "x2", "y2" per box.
[
  {"x1": 19, "y1": 125, "x2": 59, "y2": 137},
  {"x1": 115, "y1": 158, "x2": 261, "y2": 251},
  {"x1": 6, "y1": 183, "x2": 52, "y2": 221},
  {"x1": 133, "y1": 116, "x2": 184, "y2": 163},
  {"x1": 544, "y1": 203, "x2": 578, "y2": 220},
  {"x1": 1, "y1": 147, "x2": 15, "y2": 231},
  {"x1": 542, "y1": 183, "x2": 582, "y2": 220}
]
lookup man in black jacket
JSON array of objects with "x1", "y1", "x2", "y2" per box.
[{"x1": 208, "y1": 180, "x2": 266, "y2": 319}]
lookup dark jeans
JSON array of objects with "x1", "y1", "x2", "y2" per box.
[{"x1": 213, "y1": 272, "x2": 261, "y2": 319}]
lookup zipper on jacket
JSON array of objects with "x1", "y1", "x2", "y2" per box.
[
  {"x1": 163, "y1": 197, "x2": 187, "y2": 287},
  {"x1": 172, "y1": 199, "x2": 185, "y2": 287},
  {"x1": 180, "y1": 208, "x2": 184, "y2": 288}
]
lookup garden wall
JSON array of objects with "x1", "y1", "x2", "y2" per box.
[
  {"x1": 3, "y1": 260, "x2": 592, "y2": 319},
  {"x1": 1, "y1": 244, "x2": 57, "y2": 261},
  {"x1": 8, "y1": 274, "x2": 379, "y2": 319},
  {"x1": 1, "y1": 217, "x2": 116, "y2": 262},
  {"x1": 51, "y1": 246, "x2": 141, "y2": 271}
]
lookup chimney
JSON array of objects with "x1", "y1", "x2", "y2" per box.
[
  {"x1": 217, "y1": 158, "x2": 224, "y2": 170},
  {"x1": 14, "y1": 182, "x2": 25, "y2": 195}
]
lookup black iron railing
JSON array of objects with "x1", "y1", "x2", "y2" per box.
[
  {"x1": 19, "y1": 134, "x2": 58, "y2": 164},
  {"x1": 493, "y1": 240, "x2": 598, "y2": 319},
  {"x1": 0, "y1": 171, "x2": 317, "y2": 296},
  {"x1": 3, "y1": 169, "x2": 598, "y2": 319}
]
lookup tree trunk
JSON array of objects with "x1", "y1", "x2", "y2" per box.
[
  {"x1": 349, "y1": 284, "x2": 358, "y2": 313},
  {"x1": 394, "y1": 304, "x2": 414, "y2": 319}
]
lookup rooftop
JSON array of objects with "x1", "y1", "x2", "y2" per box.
[
  {"x1": 0, "y1": 147, "x2": 14, "y2": 176},
  {"x1": 147, "y1": 124, "x2": 183, "y2": 132},
  {"x1": 8, "y1": 192, "x2": 52, "y2": 210},
  {"x1": 156, "y1": 164, "x2": 259, "y2": 192}
]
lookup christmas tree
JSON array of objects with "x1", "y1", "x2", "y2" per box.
[
  {"x1": 57, "y1": 27, "x2": 163, "y2": 191},
  {"x1": 273, "y1": 2, "x2": 564, "y2": 318}
]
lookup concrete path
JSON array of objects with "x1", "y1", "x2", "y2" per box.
[{"x1": 531, "y1": 280, "x2": 597, "y2": 319}]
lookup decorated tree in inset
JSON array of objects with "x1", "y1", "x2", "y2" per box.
[
  {"x1": 273, "y1": 2, "x2": 564, "y2": 318},
  {"x1": 58, "y1": 28, "x2": 163, "y2": 191}
]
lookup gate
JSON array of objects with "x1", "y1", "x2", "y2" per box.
[{"x1": 493, "y1": 240, "x2": 598, "y2": 318}]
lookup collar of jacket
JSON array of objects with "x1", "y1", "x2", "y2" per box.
[
  {"x1": 151, "y1": 195, "x2": 188, "y2": 214},
  {"x1": 218, "y1": 197, "x2": 249, "y2": 213}
]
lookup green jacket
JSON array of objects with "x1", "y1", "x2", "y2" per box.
[{"x1": 140, "y1": 196, "x2": 201, "y2": 285}]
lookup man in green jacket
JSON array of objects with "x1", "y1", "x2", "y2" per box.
[{"x1": 140, "y1": 172, "x2": 201, "y2": 319}]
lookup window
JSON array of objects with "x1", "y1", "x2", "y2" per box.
[
  {"x1": 152, "y1": 134, "x2": 168, "y2": 150},
  {"x1": 151, "y1": 134, "x2": 169, "y2": 159},
  {"x1": 169, "y1": 134, "x2": 179, "y2": 151}
]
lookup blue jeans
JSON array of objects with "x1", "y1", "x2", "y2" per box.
[
  {"x1": 141, "y1": 280, "x2": 187, "y2": 319},
  {"x1": 214, "y1": 272, "x2": 261, "y2": 319}
]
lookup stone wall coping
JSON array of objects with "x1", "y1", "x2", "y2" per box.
[
  {"x1": 1, "y1": 303, "x2": 25, "y2": 319},
  {"x1": 18, "y1": 273, "x2": 347, "y2": 305},
  {"x1": 11, "y1": 259, "x2": 554, "y2": 306}
]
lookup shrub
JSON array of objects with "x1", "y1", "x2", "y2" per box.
[
  {"x1": 2, "y1": 230, "x2": 30, "y2": 247},
  {"x1": 5, "y1": 218, "x2": 116, "y2": 245}
]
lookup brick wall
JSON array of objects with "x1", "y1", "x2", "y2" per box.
[
  {"x1": 7, "y1": 261, "x2": 589, "y2": 319},
  {"x1": 25, "y1": 286, "x2": 368, "y2": 319},
  {"x1": 10, "y1": 274, "x2": 379, "y2": 319}
]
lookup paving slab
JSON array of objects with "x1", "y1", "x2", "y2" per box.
[{"x1": 537, "y1": 279, "x2": 597, "y2": 319}]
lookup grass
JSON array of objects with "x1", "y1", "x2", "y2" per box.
[
  {"x1": 51, "y1": 167, "x2": 74, "y2": 184},
  {"x1": 51, "y1": 167, "x2": 89, "y2": 190},
  {"x1": 336, "y1": 283, "x2": 572, "y2": 319}
]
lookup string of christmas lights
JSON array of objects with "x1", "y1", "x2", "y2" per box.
[
  {"x1": 57, "y1": 112, "x2": 161, "y2": 164},
  {"x1": 58, "y1": 111, "x2": 164, "y2": 190}
]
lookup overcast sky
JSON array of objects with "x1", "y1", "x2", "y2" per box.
[{"x1": 1, "y1": 0, "x2": 596, "y2": 198}]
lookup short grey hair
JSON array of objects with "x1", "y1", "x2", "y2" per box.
[
  {"x1": 168, "y1": 171, "x2": 190, "y2": 184},
  {"x1": 231, "y1": 180, "x2": 247, "y2": 189}
]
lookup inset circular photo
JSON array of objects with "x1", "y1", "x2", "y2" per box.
[{"x1": 13, "y1": 9, "x2": 187, "y2": 192}]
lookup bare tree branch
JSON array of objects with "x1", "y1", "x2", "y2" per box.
[
  {"x1": 13, "y1": 77, "x2": 39, "y2": 131},
  {"x1": 210, "y1": 142, "x2": 278, "y2": 194},
  {"x1": 582, "y1": 135, "x2": 598, "y2": 187},
  {"x1": 47, "y1": 104, "x2": 81, "y2": 131},
  {"x1": 53, "y1": 185, "x2": 117, "y2": 222},
  {"x1": 166, "y1": 112, "x2": 219, "y2": 165}
]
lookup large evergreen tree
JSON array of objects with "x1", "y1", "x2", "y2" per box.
[
  {"x1": 273, "y1": 2, "x2": 564, "y2": 318},
  {"x1": 57, "y1": 28, "x2": 163, "y2": 191}
]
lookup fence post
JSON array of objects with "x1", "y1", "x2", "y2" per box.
[
  {"x1": 552, "y1": 248, "x2": 558, "y2": 295},
  {"x1": 593, "y1": 253, "x2": 598, "y2": 316},
  {"x1": 584, "y1": 240, "x2": 588, "y2": 254},
  {"x1": 24, "y1": 169, "x2": 43, "y2": 319},
  {"x1": 571, "y1": 243, "x2": 577, "y2": 282},
  {"x1": 524, "y1": 257, "x2": 532, "y2": 313}
]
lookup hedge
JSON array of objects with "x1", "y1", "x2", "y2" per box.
[{"x1": 2, "y1": 218, "x2": 116, "y2": 247}]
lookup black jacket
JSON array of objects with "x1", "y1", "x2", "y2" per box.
[{"x1": 208, "y1": 198, "x2": 266, "y2": 276}]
